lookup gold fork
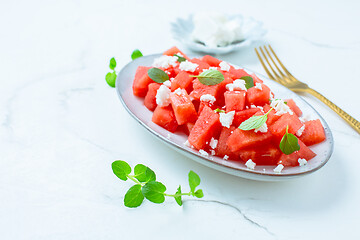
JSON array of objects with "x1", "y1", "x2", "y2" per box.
[{"x1": 255, "y1": 45, "x2": 360, "y2": 134}]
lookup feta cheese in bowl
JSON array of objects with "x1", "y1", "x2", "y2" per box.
[{"x1": 171, "y1": 13, "x2": 266, "y2": 54}]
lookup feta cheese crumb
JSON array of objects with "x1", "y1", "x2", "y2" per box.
[
  {"x1": 163, "y1": 80, "x2": 171, "y2": 87},
  {"x1": 199, "y1": 149, "x2": 209, "y2": 157},
  {"x1": 174, "y1": 88, "x2": 184, "y2": 96},
  {"x1": 176, "y1": 52, "x2": 183, "y2": 57},
  {"x1": 223, "y1": 155, "x2": 229, "y2": 160},
  {"x1": 254, "y1": 122, "x2": 268, "y2": 133},
  {"x1": 209, "y1": 66, "x2": 218, "y2": 70},
  {"x1": 210, "y1": 150, "x2": 216, "y2": 155},
  {"x1": 209, "y1": 138, "x2": 218, "y2": 149},
  {"x1": 200, "y1": 94, "x2": 216, "y2": 104},
  {"x1": 273, "y1": 164, "x2": 284, "y2": 173},
  {"x1": 270, "y1": 99, "x2": 293, "y2": 116},
  {"x1": 219, "y1": 111, "x2": 235, "y2": 128},
  {"x1": 156, "y1": 85, "x2": 171, "y2": 107},
  {"x1": 298, "y1": 158, "x2": 307, "y2": 166},
  {"x1": 167, "y1": 133, "x2": 171, "y2": 139},
  {"x1": 254, "y1": 82, "x2": 262, "y2": 90},
  {"x1": 170, "y1": 77, "x2": 175, "y2": 81},
  {"x1": 296, "y1": 125, "x2": 306, "y2": 137},
  {"x1": 245, "y1": 159, "x2": 256, "y2": 170},
  {"x1": 219, "y1": 61, "x2": 231, "y2": 71},
  {"x1": 226, "y1": 79, "x2": 247, "y2": 91},
  {"x1": 152, "y1": 55, "x2": 178, "y2": 68},
  {"x1": 184, "y1": 140, "x2": 191, "y2": 147},
  {"x1": 179, "y1": 60, "x2": 198, "y2": 72}
]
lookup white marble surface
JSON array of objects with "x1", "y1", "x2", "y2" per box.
[{"x1": 1, "y1": 0, "x2": 360, "y2": 239}]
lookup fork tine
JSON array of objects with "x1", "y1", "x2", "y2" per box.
[
  {"x1": 268, "y1": 45, "x2": 293, "y2": 77},
  {"x1": 263, "y1": 45, "x2": 287, "y2": 79},
  {"x1": 259, "y1": 46, "x2": 282, "y2": 80},
  {"x1": 254, "y1": 48, "x2": 275, "y2": 80}
]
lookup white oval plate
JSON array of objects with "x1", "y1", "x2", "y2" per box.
[{"x1": 116, "y1": 54, "x2": 334, "y2": 181}]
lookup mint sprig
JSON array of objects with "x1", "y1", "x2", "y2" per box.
[
  {"x1": 112, "y1": 160, "x2": 204, "y2": 208},
  {"x1": 239, "y1": 108, "x2": 273, "y2": 130},
  {"x1": 279, "y1": 125, "x2": 300, "y2": 155},
  {"x1": 174, "y1": 54, "x2": 186, "y2": 62},
  {"x1": 240, "y1": 76, "x2": 254, "y2": 89},
  {"x1": 190, "y1": 69, "x2": 224, "y2": 86},
  {"x1": 105, "y1": 57, "x2": 117, "y2": 88},
  {"x1": 131, "y1": 49, "x2": 143, "y2": 60},
  {"x1": 214, "y1": 108, "x2": 225, "y2": 113},
  {"x1": 148, "y1": 68, "x2": 169, "y2": 83}
]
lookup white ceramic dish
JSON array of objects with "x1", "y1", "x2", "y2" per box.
[
  {"x1": 116, "y1": 54, "x2": 333, "y2": 181},
  {"x1": 171, "y1": 14, "x2": 267, "y2": 55}
]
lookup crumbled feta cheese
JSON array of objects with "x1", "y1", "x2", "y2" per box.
[
  {"x1": 199, "y1": 149, "x2": 209, "y2": 156},
  {"x1": 170, "y1": 77, "x2": 175, "y2": 81},
  {"x1": 209, "y1": 138, "x2": 218, "y2": 149},
  {"x1": 200, "y1": 94, "x2": 216, "y2": 104},
  {"x1": 296, "y1": 125, "x2": 306, "y2": 137},
  {"x1": 226, "y1": 79, "x2": 247, "y2": 91},
  {"x1": 179, "y1": 60, "x2": 198, "y2": 72},
  {"x1": 167, "y1": 133, "x2": 171, "y2": 139},
  {"x1": 176, "y1": 52, "x2": 183, "y2": 57},
  {"x1": 250, "y1": 104, "x2": 257, "y2": 108},
  {"x1": 152, "y1": 55, "x2": 178, "y2": 68},
  {"x1": 223, "y1": 155, "x2": 229, "y2": 160},
  {"x1": 298, "y1": 158, "x2": 307, "y2": 166},
  {"x1": 184, "y1": 140, "x2": 191, "y2": 147},
  {"x1": 156, "y1": 85, "x2": 171, "y2": 107},
  {"x1": 219, "y1": 61, "x2": 231, "y2": 71},
  {"x1": 174, "y1": 88, "x2": 184, "y2": 96},
  {"x1": 254, "y1": 122, "x2": 268, "y2": 133},
  {"x1": 245, "y1": 159, "x2": 256, "y2": 170},
  {"x1": 273, "y1": 164, "x2": 284, "y2": 173},
  {"x1": 270, "y1": 99, "x2": 293, "y2": 116},
  {"x1": 210, "y1": 150, "x2": 216, "y2": 155},
  {"x1": 209, "y1": 66, "x2": 218, "y2": 70},
  {"x1": 219, "y1": 111, "x2": 235, "y2": 128},
  {"x1": 254, "y1": 82, "x2": 262, "y2": 90},
  {"x1": 163, "y1": 80, "x2": 171, "y2": 87}
]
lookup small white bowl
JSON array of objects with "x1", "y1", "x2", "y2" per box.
[{"x1": 171, "y1": 14, "x2": 267, "y2": 55}]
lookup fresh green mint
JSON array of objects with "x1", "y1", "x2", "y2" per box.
[
  {"x1": 148, "y1": 68, "x2": 169, "y2": 83},
  {"x1": 174, "y1": 54, "x2": 186, "y2": 62},
  {"x1": 279, "y1": 125, "x2": 300, "y2": 155},
  {"x1": 105, "y1": 57, "x2": 117, "y2": 88},
  {"x1": 239, "y1": 108, "x2": 273, "y2": 131},
  {"x1": 214, "y1": 108, "x2": 225, "y2": 113},
  {"x1": 190, "y1": 69, "x2": 224, "y2": 86},
  {"x1": 131, "y1": 49, "x2": 143, "y2": 60},
  {"x1": 112, "y1": 160, "x2": 204, "y2": 208},
  {"x1": 240, "y1": 76, "x2": 254, "y2": 89}
]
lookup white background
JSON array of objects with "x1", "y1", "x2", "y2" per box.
[{"x1": 1, "y1": 0, "x2": 360, "y2": 239}]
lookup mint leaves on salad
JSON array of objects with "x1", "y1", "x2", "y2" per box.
[
  {"x1": 190, "y1": 69, "x2": 224, "y2": 86},
  {"x1": 174, "y1": 54, "x2": 186, "y2": 62},
  {"x1": 239, "y1": 108, "x2": 273, "y2": 131},
  {"x1": 112, "y1": 160, "x2": 204, "y2": 208},
  {"x1": 240, "y1": 76, "x2": 254, "y2": 89},
  {"x1": 131, "y1": 49, "x2": 143, "y2": 60},
  {"x1": 279, "y1": 125, "x2": 300, "y2": 155},
  {"x1": 105, "y1": 57, "x2": 117, "y2": 88},
  {"x1": 147, "y1": 68, "x2": 169, "y2": 83}
]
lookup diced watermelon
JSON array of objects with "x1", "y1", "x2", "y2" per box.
[
  {"x1": 170, "y1": 89, "x2": 197, "y2": 125},
  {"x1": 144, "y1": 83, "x2": 161, "y2": 111},
  {"x1": 299, "y1": 119, "x2": 326, "y2": 146},
  {"x1": 278, "y1": 139, "x2": 316, "y2": 166},
  {"x1": 171, "y1": 71, "x2": 194, "y2": 92},
  {"x1": 263, "y1": 104, "x2": 281, "y2": 125},
  {"x1": 269, "y1": 113, "x2": 303, "y2": 137},
  {"x1": 229, "y1": 68, "x2": 250, "y2": 80},
  {"x1": 202, "y1": 55, "x2": 221, "y2": 67},
  {"x1": 238, "y1": 144, "x2": 281, "y2": 165},
  {"x1": 233, "y1": 108, "x2": 262, "y2": 127},
  {"x1": 227, "y1": 128, "x2": 273, "y2": 152},
  {"x1": 133, "y1": 66, "x2": 152, "y2": 97},
  {"x1": 215, "y1": 126, "x2": 238, "y2": 158},
  {"x1": 190, "y1": 58, "x2": 210, "y2": 75},
  {"x1": 152, "y1": 106, "x2": 178, "y2": 132},
  {"x1": 190, "y1": 79, "x2": 222, "y2": 101},
  {"x1": 163, "y1": 46, "x2": 189, "y2": 59},
  {"x1": 224, "y1": 91, "x2": 246, "y2": 112},
  {"x1": 188, "y1": 106, "x2": 221, "y2": 150},
  {"x1": 198, "y1": 101, "x2": 214, "y2": 115},
  {"x1": 251, "y1": 73, "x2": 264, "y2": 84},
  {"x1": 286, "y1": 99, "x2": 302, "y2": 116},
  {"x1": 246, "y1": 83, "x2": 271, "y2": 106}
]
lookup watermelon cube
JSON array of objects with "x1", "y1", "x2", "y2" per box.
[
  {"x1": 238, "y1": 144, "x2": 281, "y2": 165},
  {"x1": 285, "y1": 99, "x2": 302, "y2": 116},
  {"x1": 227, "y1": 128, "x2": 273, "y2": 152},
  {"x1": 171, "y1": 71, "x2": 194, "y2": 92},
  {"x1": 170, "y1": 89, "x2": 197, "y2": 125},
  {"x1": 246, "y1": 83, "x2": 271, "y2": 106},
  {"x1": 224, "y1": 91, "x2": 246, "y2": 112},
  {"x1": 278, "y1": 139, "x2": 316, "y2": 166},
  {"x1": 202, "y1": 55, "x2": 221, "y2": 67},
  {"x1": 144, "y1": 83, "x2": 161, "y2": 111},
  {"x1": 132, "y1": 66, "x2": 152, "y2": 97},
  {"x1": 190, "y1": 58, "x2": 210, "y2": 75},
  {"x1": 152, "y1": 106, "x2": 178, "y2": 132},
  {"x1": 269, "y1": 113, "x2": 303, "y2": 137},
  {"x1": 215, "y1": 126, "x2": 237, "y2": 158},
  {"x1": 233, "y1": 108, "x2": 262, "y2": 127},
  {"x1": 299, "y1": 119, "x2": 326, "y2": 146},
  {"x1": 163, "y1": 46, "x2": 189, "y2": 59},
  {"x1": 229, "y1": 68, "x2": 250, "y2": 80},
  {"x1": 190, "y1": 79, "x2": 222, "y2": 101}
]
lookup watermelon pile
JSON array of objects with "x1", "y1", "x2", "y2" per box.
[{"x1": 132, "y1": 47, "x2": 326, "y2": 172}]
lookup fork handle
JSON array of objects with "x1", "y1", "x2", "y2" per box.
[{"x1": 307, "y1": 88, "x2": 360, "y2": 134}]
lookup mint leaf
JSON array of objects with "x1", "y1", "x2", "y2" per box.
[
  {"x1": 174, "y1": 185, "x2": 182, "y2": 206},
  {"x1": 174, "y1": 54, "x2": 186, "y2": 62},
  {"x1": 131, "y1": 49, "x2": 143, "y2": 60},
  {"x1": 240, "y1": 76, "x2": 254, "y2": 89},
  {"x1": 134, "y1": 164, "x2": 156, "y2": 183},
  {"x1": 112, "y1": 160, "x2": 131, "y2": 181},
  {"x1": 188, "y1": 171, "x2": 200, "y2": 194},
  {"x1": 190, "y1": 69, "x2": 224, "y2": 86},
  {"x1": 147, "y1": 68, "x2": 169, "y2": 83},
  {"x1": 109, "y1": 57, "x2": 116, "y2": 70},
  {"x1": 194, "y1": 189, "x2": 204, "y2": 198},
  {"x1": 214, "y1": 108, "x2": 225, "y2": 113},
  {"x1": 239, "y1": 108, "x2": 273, "y2": 131},
  {"x1": 279, "y1": 126, "x2": 300, "y2": 155},
  {"x1": 142, "y1": 181, "x2": 166, "y2": 203},
  {"x1": 124, "y1": 184, "x2": 144, "y2": 208},
  {"x1": 105, "y1": 71, "x2": 117, "y2": 88}
]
